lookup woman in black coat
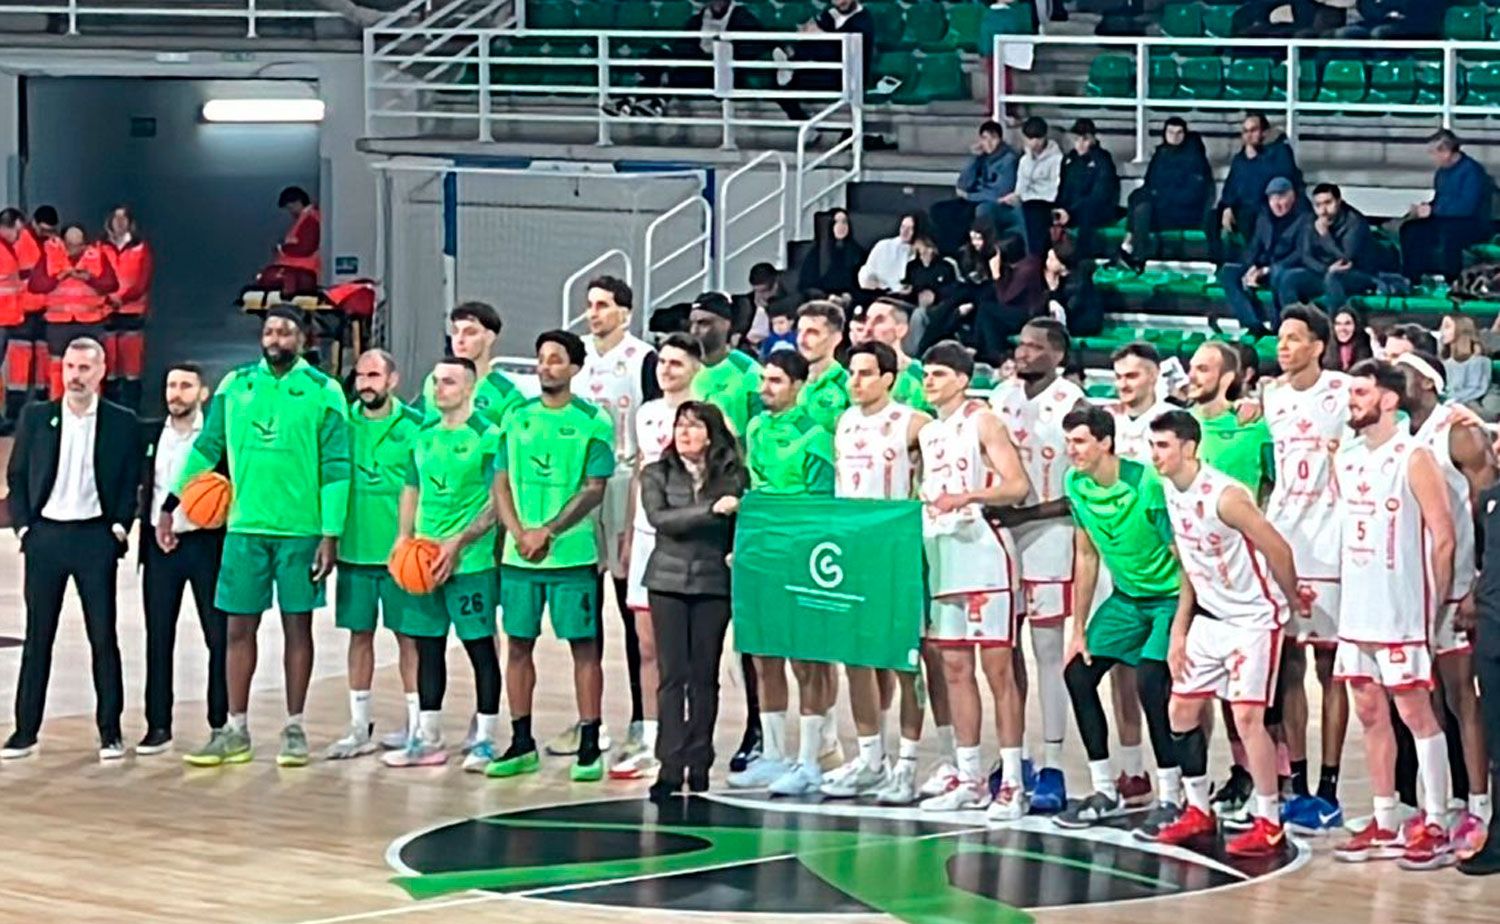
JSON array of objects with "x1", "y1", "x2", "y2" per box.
[
  {"x1": 640, "y1": 400, "x2": 748, "y2": 800},
  {"x1": 797, "y1": 208, "x2": 866, "y2": 300}
]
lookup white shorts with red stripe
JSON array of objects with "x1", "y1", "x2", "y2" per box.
[
  {"x1": 624, "y1": 527, "x2": 655, "y2": 612},
  {"x1": 1433, "y1": 601, "x2": 1472, "y2": 656},
  {"x1": 1021, "y1": 580, "x2": 1072, "y2": 625},
  {"x1": 1173, "y1": 618, "x2": 1283, "y2": 705},
  {"x1": 1333, "y1": 640, "x2": 1434, "y2": 691},
  {"x1": 926, "y1": 590, "x2": 1017, "y2": 647}
]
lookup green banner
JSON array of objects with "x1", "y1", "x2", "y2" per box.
[{"x1": 731, "y1": 494, "x2": 926, "y2": 672}]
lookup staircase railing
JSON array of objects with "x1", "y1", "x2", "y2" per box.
[
  {"x1": 793, "y1": 98, "x2": 862, "y2": 240},
  {"x1": 717, "y1": 150, "x2": 787, "y2": 290},
  {"x1": 561, "y1": 248, "x2": 634, "y2": 332},
  {"x1": 364, "y1": 0, "x2": 517, "y2": 129},
  {"x1": 0, "y1": 0, "x2": 340, "y2": 36},
  {"x1": 643, "y1": 195, "x2": 713, "y2": 324}
]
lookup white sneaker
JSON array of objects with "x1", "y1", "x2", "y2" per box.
[
  {"x1": 609, "y1": 745, "x2": 660, "y2": 781},
  {"x1": 876, "y1": 761, "x2": 920, "y2": 805},
  {"x1": 727, "y1": 757, "x2": 790, "y2": 789},
  {"x1": 379, "y1": 728, "x2": 409, "y2": 750},
  {"x1": 99, "y1": 740, "x2": 128, "y2": 761},
  {"x1": 920, "y1": 761, "x2": 960, "y2": 797},
  {"x1": 921, "y1": 777, "x2": 991, "y2": 812},
  {"x1": 820, "y1": 757, "x2": 863, "y2": 790},
  {"x1": 986, "y1": 781, "x2": 1028, "y2": 824},
  {"x1": 462, "y1": 740, "x2": 497, "y2": 773},
  {"x1": 822, "y1": 760, "x2": 891, "y2": 798},
  {"x1": 769, "y1": 761, "x2": 825, "y2": 796},
  {"x1": 325, "y1": 724, "x2": 377, "y2": 760},
  {"x1": 1345, "y1": 803, "x2": 1420, "y2": 834}
]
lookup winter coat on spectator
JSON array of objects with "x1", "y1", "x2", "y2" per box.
[{"x1": 1218, "y1": 137, "x2": 1304, "y2": 218}]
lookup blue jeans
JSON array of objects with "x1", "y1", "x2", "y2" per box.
[
  {"x1": 976, "y1": 201, "x2": 1026, "y2": 245},
  {"x1": 1274, "y1": 266, "x2": 1378, "y2": 310},
  {"x1": 1218, "y1": 262, "x2": 1277, "y2": 331}
]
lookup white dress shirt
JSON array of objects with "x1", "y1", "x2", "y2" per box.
[
  {"x1": 152, "y1": 412, "x2": 204, "y2": 534},
  {"x1": 40, "y1": 395, "x2": 102, "y2": 522}
]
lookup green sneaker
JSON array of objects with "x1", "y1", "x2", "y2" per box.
[
  {"x1": 571, "y1": 755, "x2": 604, "y2": 783},
  {"x1": 277, "y1": 724, "x2": 310, "y2": 767},
  {"x1": 184, "y1": 727, "x2": 251, "y2": 767},
  {"x1": 485, "y1": 744, "x2": 541, "y2": 779}
]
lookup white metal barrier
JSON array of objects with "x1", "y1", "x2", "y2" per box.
[
  {"x1": 364, "y1": 27, "x2": 864, "y2": 148},
  {"x1": 366, "y1": 0, "x2": 519, "y2": 114},
  {"x1": 0, "y1": 0, "x2": 340, "y2": 36},
  {"x1": 794, "y1": 98, "x2": 863, "y2": 239},
  {"x1": 717, "y1": 150, "x2": 788, "y2": 290},
  {"x1": 992, "y1": 35, "x2": 1500, "y2": 162},
  {"x1": 561, "y1": 248, "x2": 634, "y2": 332},
  {"x1": 643, "y1": 195, "x2": 713, "y2": 321}
]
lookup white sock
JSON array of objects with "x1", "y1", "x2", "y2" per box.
[
  {"x1": 1021, "y1": 741, "x2": 1032, "y2": 763},
  {"x1": 1030, "y1": 623, "x2": 1068, "y2": 752},
  {"x1": 418, "y1": 711, "x2": 442, "y2": 745},
  {"x1": 822, "y1": 707, "x2": 839, "y2": 751},
  {"x1": 799, "y1": 714, "x2": 824, "y2": 768},
  {"x1": 228, "y1": 713, "x2": 248, "y2": 732},
  {"x1": 1157, "y1": 767, "x2": 1183, "y2": 806},
  {"x1": 1414, "y1": 733, "x2": 1452, "y2": 825},
  {"x1": 350, "y1": 690, "x2": 372, "y2": 729},
  {"x1": 1000, "y1": 746, "x2": 1023, "y2": 785},
  {"x1": 761, "y1": 711, "x2": 787, "y2": 763},
  {"x1": 1185, "y1": 775, "x2": 1212, "y2": 812},
  {"x1": 956, "y1": 744, "x2": 983, "y2": 782},
  {"x1": 1254, "y1": 791, "x2": 1280, "y2": 823},
  {"x1": 475, "y1": 713, "x2": 498, "y2": 744},
  {"x1": 1090, "y1": 759, "x2": 1118, "y2": 798},
  {"x1": 285, "y1": 713, "x2": 304, "y2": 729},
  {"x1": 642, "y1": 719, "x2": 660, "y2": 750},
  {"x1": 898, "y1": 736, "x2": 920, "y2": 765},
  {"x1": 1118, "y1": 744, "x2": 1144, "y2": 777},
  {"x1": 936, "y1": 725, "x2": 957, "y2": 763},
  {"x1": 404, "y1": 692, "x2": 420, "y2": 734},
  {"x1": 1471, "y1": 793, "x2": 1493, "y2": 825},
  {"x1": 858, "y1": 734, "x2": 884, "y2": 771},
  {"x1": 1044, "y1": 740, "x2": 1064, "y2": 771},
  {"x1": 1373, "y1": 794, "x2": 1400, "y2": 832}
]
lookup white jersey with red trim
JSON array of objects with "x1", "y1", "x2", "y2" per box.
[
  {"x1": 991, "y1": 377, "x2": 1082, "y2": 584},
  {"x1": 580, "y1": 332, "x2": 653, "y2": 467},
  {"x1": 1264, "y1": 371, "x2": 1351, "y2": 581},
  {"x1": 1335, "y1": 434, "x2": 1431, "y2": 645},
  {"x1": 1164, "y1": 463, "x2": 1284, "y2": 630},
  {"x1": 919, "y1": 399, "x2": 1017, "y2": 597},
  {"x1": 1110, "y1": 400, "x2": 1173, "y2": 464},
  {"x1": 835, "y1": 401, "x2": 918, "y2": 500},
  {"x1": 630, "y1": 398, "x2": 677, "y2": 534},
  {"x1": 1411, "y1": 402, "x2": 1476, "y2": 602}
]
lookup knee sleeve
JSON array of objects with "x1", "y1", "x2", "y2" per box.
[
  {"x1": 416, "y1": 635, "x2": 448, "y2": 712},
  {"x1": 462, "y1": 636, "x2": 502, "y2": 714}
]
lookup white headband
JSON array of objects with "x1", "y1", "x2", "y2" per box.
[{"x1": 1394, "y1": 351, "x2": 1444, "y2": 391}]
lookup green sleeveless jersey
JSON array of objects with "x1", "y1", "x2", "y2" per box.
[
  {"x1": 496, "y1": 396, "x2": 615, "y2": 569},
  {"x1": 1063, "y1": 458, "x2": 1179, "y2": 597}
]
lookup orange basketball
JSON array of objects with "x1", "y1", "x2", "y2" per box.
[
  {"x1": 180, "y1": 472, "x2": 232, "y2": 529},
  {"x1": 389, "y1": 537, "x2": 441, "y2": 595}
]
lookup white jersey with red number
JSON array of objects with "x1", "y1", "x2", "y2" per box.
[
  {"x1": 580, "y1": 333, "x2": 654, "y2": 468},
  {"x1": 1164, "y1": 464, "x2": 1284, "y2": 630},
  {"x1": 1412, "y1": 403, "x2": 1475, "y2": 602},
  {"x1": 835, "y1": 401, "x2": 918, "y2": 500},
  {"x1": 1336, "y1": 434, "x2": 1431, "y2": 645},
  {"x1": 919, "y1": 399, "x2": 1017, "y2": 597},
  {"x1": 631, "y1": 398, "x2": 677, "y2": 534},
  {"x1": 1264, "y1": 371, "x2": 1351, "y2": 581},
  {"x1": 991, "y1": 377, "x2": 1082, "y2": 584},
  {"x1": 1111, "y1": 400, "x2": 1173, "y2": 464}
]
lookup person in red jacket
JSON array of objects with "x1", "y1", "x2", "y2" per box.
[
  {"x1": 28, "y1": 224, "x2": 117, "y2": 399},
  {"x1": 0, "y1": 208, "x2": 34, "y2": 433},
  {"x1": 254, "y1": 186, "x2": 320, "y2": 298},
  {"x1": 102, "y1": 206, "x2": 153, "y2": 409}
]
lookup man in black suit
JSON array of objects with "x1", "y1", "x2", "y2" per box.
[
  {"x1": 3, "y1": 336, "x2": 140, "y2": 760},
  {"x1": 138, "y1": 362, "x2": 227, "y2": 755}
]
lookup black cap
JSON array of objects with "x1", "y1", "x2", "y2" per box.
[
  {"x1": 690, "y1": 291, "x2": 735, "y2": 321},
  {"x1": 1069, "y1": 118, "x2": 1096, "y2": 136}
]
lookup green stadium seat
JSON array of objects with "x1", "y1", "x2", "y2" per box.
[
  {"x1": 1178, "y1": 56, "x2": 1225, "y2": 99},
  {"x1": 1443, "y1": 5, "x2": 1488, "y2": 41},
  {"x1": 613, "y1": 1, "x2": 657, "y2": 31},
  {"x1": 1416, "y1": 60, "x2": 1444, "y2": 104},
  {"x1": 1150, "y1": 56, "x2": 1181, "y2": 98},
  {"x1": 1201, "y1": 4, "x2": 1235, "y2": 37},
  {"x1": 1316, "y1": 59, "x2": 1367, "y2": 104},
  {"x1": 867, "y1": 1, "x2": 907, "y2": 49},
  {"x1": 1160, "y1": 2, "x2": 1204, "y2": 37},
  {"x1": 525, "y1": 0, "x2": 575, "y2": 29},
  {"x1": 1225, "y1": 56, "x2": 1272, "y2": 101},
  {"x1": 573, "y1": 1, "x2": 616, "y2": 29},
  {"x1": 895, "y1": 50, "x2": 968, "y2": 102},
  {"x1": 745, "y1": 0, "x2": 778, "y2": 27},
  {"x1": 1368, "y1": 59, "x2": 1416, "y2": 105},
  {"x1": 905, "y1": 2, "x2": 950, "y2": 46},
  {"x1": 978, "y1": 1, "x2": 1035, "y2": 59},
  {"x1": 654, "y1": 0, "x2": 695, "y2": 28},
  {"x1": 945, "y1": 2, "x2": 986, "y2": 53},
  {"x1": 1086, "y1": 54, "x2": 1134, "y2": 97},
  {"x1": 770, "y1": 0, "x2": 817, "y2": 30},
  {"x1": 1464, "y1": 61, "x2": 1500, "y2": 105},
  {"x1": 871, "y1": 49, "x2": 917, "y2": 94}
]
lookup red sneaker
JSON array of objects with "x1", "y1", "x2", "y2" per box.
[
  {"x1": 1334, "y1": 820, "x2": 1404, "y2": 863},
  {"x1": 1398, "y1": 821, "x2": 1455, "y2": 871},
  {"x1": 1157, "y1": 805, "x2": 1217, "y2": 845},
  {"x1": 1227, "y1": 816, "x2": 1288, "y2": 858},
  {"x1": 1117, "y1": 772, "x2": 1153, "y2": 808}
]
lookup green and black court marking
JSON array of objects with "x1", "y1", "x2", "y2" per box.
[{"x1": 388, "y1": 794, "x2": 1307, "y2": 924}]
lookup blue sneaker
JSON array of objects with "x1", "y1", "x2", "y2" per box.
[
  {"x1": 727, "y1": 757, "x2": 790, "y2": 789},
  {"x1": 989, "y1": 758, "x2": 1038, "y2": 799},
  {"x1": 1283, "y1": 794, "x2": 1343, "y2": 834},
  {"x1": 1031, "y1": 767, "x2": 1067, "y2": 814}
]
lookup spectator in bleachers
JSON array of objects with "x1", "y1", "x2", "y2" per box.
[
  {"x1": 931, "y1": 121, "x2": 1021, "y2": 256},
  {"x1": 1322, "y1": 306, "x2": 1375, "y2": 371},
  {"x1": 858, "y1": 212, "x2": 923, "y2": 295},
  {"x1": 901, "y1": 235, "x2": 959, "y2": 346},
  {"x1": 918, "y1": 222, "x2": 997, "y2": 353},
  {"x1": 1015, "y1": 117, "x2": 1063, "y2": 256},
  {"x1": 797, "y1": 208, "x2": 866, "y2": 300},
  {"x1": 1440, "y1": 313, "x2": 1492, "y2": 408},
  {"x1": 1335, "y1": 0, "x2": 1448, "y2": 41},
  {"x1": 1277, "y1": 182, "x2": 1378, "y2": 310},
  {"x1": 1401, "y1": 129, "x2": 1496, "y2": 283},
  {"x1": 1043, "y1": 237, "x2": 1101, "y2": 337},
  {"x1": 977, "y1": 233, "x2": 1044, "y2": 362},
  {"x1": 1380, "y1": 321, "x2": 1439, "y2": 358},
  {"x1": 1216, "y1": 177, "x2": 1310, "y2": 337},
  {"x1": 1115, "y1": 117, "x2": 1214, "y2": 273},
  {"x1": 606, "y1": 0, "x2": 770, "y2": 118},
  {"x1": 736, "y1": 261, "x2": 789, "y2": 351},
  {"x1": 778, "y1": 0, "x2": 876, "y2": 122},
  {"x1": 1234, "y1": 0, "x2": 1350, "y2": 38},
  {"x1": 1054, "y1": 118, "x2": 1120, "y2": 260},
  {"x1": 758, "y1": 299, "x2": 798, "y2": 360},
  {"x1": 1214, "y1": 112, "x2": 1304, "y2": 263}
]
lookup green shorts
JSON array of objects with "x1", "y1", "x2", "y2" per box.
[
  {"x1": 216, "y1": 533, "x2": 326, "y2": 616},
  {"x1": 402, "y1": 571, "x2": 498, "y2": 641},
  {"x1": 335, "y1": 564, "x2": 418, "y2": 633},
  {"x1": 499, "y1": 565, "x2": 598, "y2": 641},
  {"x1": 1085, "y1": 593, "x2": 1177, "y2": 665}
]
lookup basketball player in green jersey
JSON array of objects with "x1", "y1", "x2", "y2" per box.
[
  {"x1": 487, "y1": 330, "x2": 616, "y2": 783},
  {"x1": 865, "y1": 297, "x2": 933, "y2": 413},
  {"x1": 1186, "y1": 342, "x2": 1273, "y2": 496},
  {"x1": 795, "y1": 301, "x2": 850, "y2": 434},
  {"x1": 688, "y1": 292, "x2": 762, "y2": 437},
  {"x1": 416, "y1": 301, "x2": 524, "y2": 430}
]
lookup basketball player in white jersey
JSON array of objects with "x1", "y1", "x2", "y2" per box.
[
  {"x1": 823, "y1": 341, "x2": 933, "y2": 803},
  {"x1": 609, "y1": 333, "x2": 702, "y2": 780},
  {"x1": 576, "y1": 276, "x2": 661, "y2": 764},
  {"x1": 1331, "y1": 359, "x2": 1456, "y2": 869},
  {"x1": 1261, "y1": 305, "x2": 1353, "y2": 831},
  {"x1": 916, "y1": 341, "x2": 1033, "y2": 823},
  {"x1": 1396, "y1": 350, "x2": 1495, "y2": 856},
  {"x1": 1147, "y1": 410, "x2": 1306, "y2": 858},
  {"x1": 990, "y1": 318, "x2": 1087, "y2": 813}
]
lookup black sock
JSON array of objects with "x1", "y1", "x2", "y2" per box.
[
  {"x1": 1317, "y1": 764, "x2": 1340, "y2": 803},
  {"x1": 1290, "y1": 759, "x2": 1310, "y2": 798},
  {"x1": 578, "y1": 719, "x2": 601, "y2": 765},
  {"x1": 510, "y1": 715, "x2": 534, "y2": 753}
]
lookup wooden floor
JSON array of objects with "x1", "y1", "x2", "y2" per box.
[{"x1": 0, "y1": 529, "x2": 1493, "y2": 924}]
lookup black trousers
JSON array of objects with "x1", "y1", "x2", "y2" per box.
[
  {"x1": 1476, "y1": 645, "x2": 1500, "y2": 804},
  {"x1": 143, "y1": 530, "x2": 228, "y2": 732},
  {"x1": 597, "y1": 572, "x2": 644, "y2": 724},
  {"x1": 1064, "y1": 654, "x2": 1177, "y2": 769},
  {"x1": 14, "y1": 518, "x2": 124, "y2": 741},
  {"x1": 1401, "y1": 216, "x2": 1492, "y2": 282},
  {"x1": 649, "y1": 590, "x2": 732, "y2": 782},
  {"x1": 1125, "y1": 188, "x2": 1216, "y2": 262}
]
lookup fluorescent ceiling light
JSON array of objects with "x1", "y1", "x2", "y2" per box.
[{"x1": 201, "y1": 98, "x2": 325, "y2": 123}]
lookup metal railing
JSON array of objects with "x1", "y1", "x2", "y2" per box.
[
  {"x1": 992, "y1": 35, "x2": 1500, "y2": 162},
  {"x1": 364, "y1": 27, "x2": 863, "y2": 148},
  {"x1": 643, "y1": 195, "x2": 713, "y2": 322},
  {"x1": 717, "y1": 150, "x2": 788, "y2": 290},
  {"x1": 561, "y1": 248, "x2": 633, "y2": 332},
  {"x1": 0, "y1": 0, "x2": 341, "y2": 36},
  {"x1": 794, "y1": 98, "x2": 862, "y2": 239},
  {"x1": 365, "y1": 0, "x2": 518, "y2": 115}
]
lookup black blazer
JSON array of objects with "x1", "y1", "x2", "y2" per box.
[
  {"x1": 640, "y1": 458, "x2": 747, "y2": 597},
  {"x1": 7, "y1": 399, "x2": 141, "y2": 539},
  {"x1": 137, "y1": 416, "x2": 227, "y2": 563}
]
